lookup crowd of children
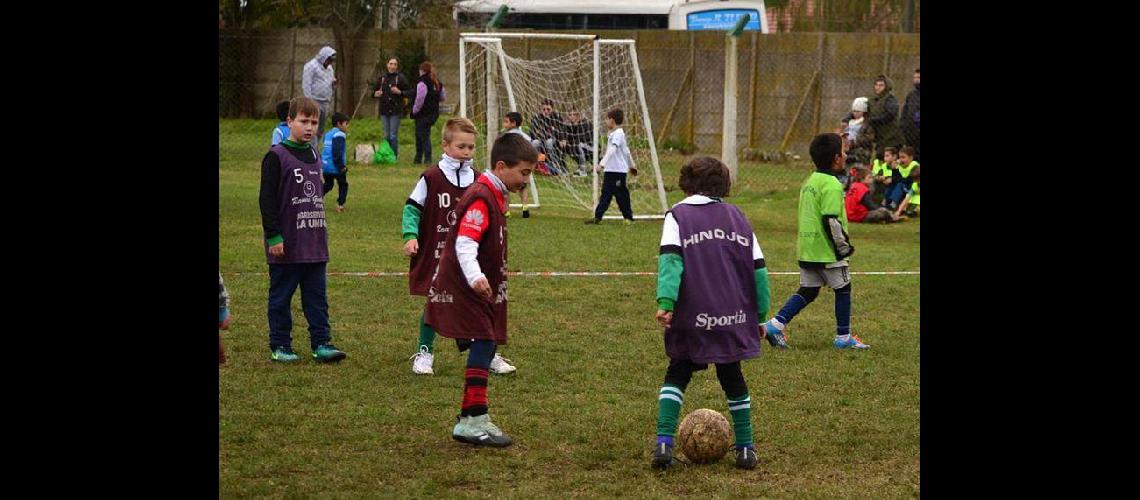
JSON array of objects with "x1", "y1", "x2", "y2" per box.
[{"x1": 225, "y1": 91, "x2": 915, "y2": 469}]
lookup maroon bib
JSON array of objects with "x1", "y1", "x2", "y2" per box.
[
  {"x1": 408, "y1": 166, "x2": 480, "y2": 295},
  {"x1": 424, "y1": 182, "x2": 508, "y2": 345}
]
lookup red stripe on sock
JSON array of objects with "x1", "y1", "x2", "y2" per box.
[
  {"x1": 465, "y1": 367, "x2": 489, "y2": 379},
  {"x1": 462, "y1": 384, "x2": 488, "y2": 410}
]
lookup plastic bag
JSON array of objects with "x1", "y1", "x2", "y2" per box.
[{"x1": 374, "y1": 141, "x2": 396, "y2": 165}]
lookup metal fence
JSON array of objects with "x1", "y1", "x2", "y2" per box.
[{"x1": 220, "y1": 28, "x2": 919, "y2": 194}]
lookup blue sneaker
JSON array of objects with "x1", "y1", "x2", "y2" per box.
[
  {"x1": 312, "y1": 343, "x2": 347, "y2": 363},
  {"x1": 651, "y1": 442, "x2": 674, "y2": 470},
  {"x1": 762, "y1": 319, "x2": 790, "y2": 349},
  {"x1": 270, "y1": 347, "x2": 301, "y2": 363},
  {"x1": 834, "y1": 334, "x2": 870, "y2": 350}
]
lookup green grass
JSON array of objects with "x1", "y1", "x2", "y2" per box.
[{"x1": 219, "y1": 117, "x2": 919, "y2": 497}]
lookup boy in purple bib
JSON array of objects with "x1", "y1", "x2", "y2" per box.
[
  {"x1": 651, "y1": 156, "x2": 771, "y2": 470},
  {"x1": 258, "y1": 97, "x2": 347, "y2": 364}
]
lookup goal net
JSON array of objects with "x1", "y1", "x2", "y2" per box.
[{"x1": 460, "y1": 33, "x2": 667, "y2": 219}]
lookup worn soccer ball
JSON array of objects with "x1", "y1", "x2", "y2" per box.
[{"x1": 676, "y1": 408, "x2": 732, "y2": 464}]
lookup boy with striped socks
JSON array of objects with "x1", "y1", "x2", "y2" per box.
[{"x1": 652, "y1": 156, "x2": 771, "y2": 470}]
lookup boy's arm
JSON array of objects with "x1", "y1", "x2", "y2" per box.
[
  {"x1": 402, "y1": 176, "x2": 428, "y2": 242},
  {"x1": 821, "y1": 185, "x2": 854, "y2": 259},
  {"x1": 259, "y1": 152, "x2": 283, "y2": 246},
  {"x1": 621, "y1": 135, "x2": 637, "y2": 173},
  {"x1": 333, "y1": 134, "x2": 346, "y2": 172},
  {"x1": 656, "y1": 212, "x2": 683, "y2": 312},
  {"x1": 752, "y1": 236, "x2": 770, "y2": 321},
  {"x1": 456, "y1": 199, "x2": 491, "y2": 290}
]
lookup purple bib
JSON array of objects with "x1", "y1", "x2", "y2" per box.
[
  {"x1": 265, "y1": 144, "x2": 329, "y2": 264},
  {"x1": 665, "y1": 202, "x2": 760, "y2": 364}
]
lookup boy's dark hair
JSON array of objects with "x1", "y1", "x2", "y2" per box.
[
  {"x1": 809, "y1": 133, "x2": 843, "y2": 170},
  {"x1": 541, "y1": 98, "x2": 555, "y2": 107},
  {"x1": 332, "y1": 112, "x2": 350, "y2": 127},
  {"x1": 678, "y1": 156, "x2": 731, "y2": 197},
  {"x1": 607, "y1": 108, "x2": 624, "y2": 125},
  {"x1": 491, "y1": 132, "x2": 539, "y2": 168},
  {"x1": 884, "y1": 146, "x2": 899, "y2": 157},
  {"x1": 899, "y1": 146, "x2": 916, "y2": 158},
  {"x1": 505, "y1": 111, "x2": 523, "y2": 127},
  {"x1": 288, "y1": 97, "x2": 320, "y2": 120},
  {"x1": 275, "y1": 101, "x2": 290, "y2": 122}
]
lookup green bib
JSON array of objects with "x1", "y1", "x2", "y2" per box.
[
  {"x1": 872, "y1": 158, "x2": 894, "y2": 177},
  {"x1": 910, "y1": 181, "x2": 920, "y2": 206},
  {"x1": 897, "y1": 160, "x2": 919, "y2": 178},
  {"x1": 797, "y1": 172, "x2": 848, "y2": 263}
]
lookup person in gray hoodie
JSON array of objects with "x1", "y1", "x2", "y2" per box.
[{"x1": 303, "y1": 46, "x2": 339, "y2": 142}]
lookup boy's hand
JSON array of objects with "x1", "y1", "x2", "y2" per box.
[
  {"x1": 403, "y1": 239, "x2": 419, "y2": 257},
  {"x1": 269, "y1": 242, "x2": 285, "y2": 257},
  {"x1": 656, "y1": 310, "x2": 673, "y2": 328},
  {"x1": 595, "y1": 164, "x2": 604, "y2": 174},
  {"x1": 630, "y1": 167, "x2": 638, "y2": 177},
  {"x1": 472, "y1": 277, "x2": 493, "y2": 301}
]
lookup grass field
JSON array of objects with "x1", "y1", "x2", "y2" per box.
[{"x1": 219, "y1": 116, "x2": 920, "y2": 497}]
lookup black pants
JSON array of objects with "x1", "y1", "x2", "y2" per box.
[
  {"x1": 267, "y1": 262, "x2": 331, "y2": 351},
  {"x1": 594, "y1": 172, "x2": 633, "y2": 221},
  {"x1": 322, "y1": 172, "x2": 348, "y2": 206},
  {"x1": 414, "y1": 113, "x2": 438, "y2": 164},
  {"x1": 663, "y1": 358, "x2": 748, "y2": 397}
]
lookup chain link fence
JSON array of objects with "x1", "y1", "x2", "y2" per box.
[{"x1": 220, "y1": 28, "x2": 919, "y2": 198}]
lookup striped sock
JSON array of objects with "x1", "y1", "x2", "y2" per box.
[
  {"x1": 418, "y1": 313, "x2": 436, "y2": 353},
  {"x1": 461, "y1": 367, "x2": 489, "y2": 417},
  {"x1": 656, "y1": 384, "x2": 685, "y2": 437},
  {"x1": 727, "y1": 393, "x2": 753, "y2": 447}
]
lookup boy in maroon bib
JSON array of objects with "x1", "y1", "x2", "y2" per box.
[
  {"x1": 424, "y1": 133, "x2": 536, "y2": 447},
  {"x1": 651, "y1": 157, "x2": 772, "y2": 470}
]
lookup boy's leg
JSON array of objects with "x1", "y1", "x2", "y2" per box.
[
  {"x1": 418, "y1": 310, "x2": 437, "y2": 353},
  {"x1": 453, "y1": 339, "x2": 512, "y2": 447},
  {"x1": 411, "y1": 310, "x2": 437, "y2": 374},
  {"x1": 297, "y1": 262, "x2": 332, "y2": 349},
  {"x1": 862, "y1": 208, "x2": 892, "y2": 223},
  {"x1": 322, "y1": 173, "x2": 335, "y2": 195},
  {"x1": 825, "y1": 268, "x2": 869, "y2": 349},
  {"x1": 764, "y1": 268, "x2": 824, "y2": 347},
  {"x1": 615, "y1": 173, "x2": 633, "y2": 220},
  {"x1": 653, "y1": 358, "x2": 694, "y2": 469},
  {"x1": 592, "y1": 173, "x2": 616, "y2": 222},
  {"x1": 267, "y1": 264, "x2": 302, "y2": 352},
  {"x1": 336, "y1": 173, "x2": 349, "y2": 206},
  {"x1": 714, "y1": 362, "x2": 758, "y2": 468}
]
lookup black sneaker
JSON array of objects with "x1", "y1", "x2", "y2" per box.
[
  {"x1": 735, "y1": 446, "x2": 758, "y2": 469},
  {"x1": 651, "y1": 442, "x2": 674, "y2": 470},
  {"x1": 584, "y1": 218, "x2": 601, "y2": 225}
]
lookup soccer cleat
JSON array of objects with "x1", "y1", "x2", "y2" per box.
[
  {"x1": 336, "y1": 205, "x2": 345, "y2": 213},
  {"x1": 762, "y1": 319, "x2": 790, "y2": 349},
  {"x1": 490, "y1": 353, "x2": 517, "y2": 374},
  {"x1": 452, "y1": 415, "x2": 512, "y2": 447},
  {"x1": 623, "y1": 219, "x2": 634, "y2": 226},
  {"x1": 312, "y1": 343, "x2": 347, "y2": 363},
  {"x1": 583, "y1": 218, "x2": 601, "y2": 225},
  {"x1": 410, "y1": 346, "x2": 434, "y2": 375},
  {"x1": 735, "y1": 446, "x2": 758, "y2": 469},
  {"x1": 834, "y1": 334, "x2": 870, "y2": 350},
  {"x1": 270, "y1": 347, "x2": 301, "y2": 363},
  {"x1": 651, "y1": 442, "x2": 674, "y2": 470}
]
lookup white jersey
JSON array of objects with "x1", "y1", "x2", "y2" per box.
[{"x1": 601, "y1": 127, "x2": 634, "y2": 174}]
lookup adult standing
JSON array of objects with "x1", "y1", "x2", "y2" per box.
[
  {"x1": 899, "y1": 68, "x2": 920, "y2": 160},
  {"x1": 411, "y1": 61, "x2": 445, "y2": 165},
  {"x1": 866, "y1": 74, "x2": 903, "y2": 160},
  {"x1": 302, "y1": 46, "x2": 339, "y2": 144},
  {"x1": 373, "y1": 57, "x2": 412, "y2": 159}
]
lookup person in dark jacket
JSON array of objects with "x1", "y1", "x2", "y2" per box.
[
  {"x1": 373, "y1": 57, "x2": 412, "y2": 159},
  {"x1": 899, "y1": 68, "x2": 920, "y2": 161},
  {"x1": 867, "y1": 75, "x2": 904, "y2": 160},
  {"x1": 411, "y1": 61, "x2": 445, "y2": 165}
]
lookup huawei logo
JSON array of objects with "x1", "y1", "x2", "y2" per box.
[{"x1": 464, "y1": 210, "x2": 485, "y2": 226}]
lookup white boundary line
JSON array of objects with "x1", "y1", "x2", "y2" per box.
[{"x1": 224, "y1": 271, "x2": 919, "y2": 277}]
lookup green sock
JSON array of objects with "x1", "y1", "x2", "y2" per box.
[
  {"x1": 418, "y1": 313, "x2": 436, "y2": 353},
  {"x1": 727, "y1": 392, "x2": 753, "y2": 447},
  {"x1": 656, "y1": 384, "x2": 684, "y2": 437}
]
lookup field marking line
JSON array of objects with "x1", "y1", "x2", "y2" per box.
[{"x1": 223, "y1": 271, "x2": 919, "y2": 277}]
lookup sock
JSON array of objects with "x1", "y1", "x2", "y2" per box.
[
  {"x1": 655, "y1": 384, "x2": 684, "y2": 437},
  {"x1": 656, "y1": 435, "x2": 674, "y2": 447},
  {"x1": 460, "y1": 340, "x2": 495, "y2": 417},
  {"x1": 835, "y1": 287, "x2": 851, "y2": 337},
  {"x1": 775, "y1": 294, "x2": 808, "y2": 325},
  {"x1": 727, "y1": 393, "x2": 753, "y2": 448},
  {"x1": 418, "y1": 313, "x2": 436, "y2": 353}
]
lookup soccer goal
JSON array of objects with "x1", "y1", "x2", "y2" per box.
[{"x1": 459, "y1": 33, "x2": 668, "y2": 219}]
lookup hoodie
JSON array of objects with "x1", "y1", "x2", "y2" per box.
[{"x1": 303, "y1": 46, "x2": 337, "y2": 102}]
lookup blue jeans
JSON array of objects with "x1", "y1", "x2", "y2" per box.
[
  {"x1": 414, "y1": 114, "x2": 438, "y2": 164},
  {"x1": 267, "y1": 262, "x2": 331, "y2": 351},
  {"x1": 381, "y1": 114, "x2": 401, "y2": 157}
]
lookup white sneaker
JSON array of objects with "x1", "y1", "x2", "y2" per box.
[
  {"x1": 410, "y1": 346, "x2": 434, "y2": 374},
  {"x1": 489, "y1": 353, "x2": 516, "y2": 374}
]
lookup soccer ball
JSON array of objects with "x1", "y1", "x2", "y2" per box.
[{"x1": 676, "y1": 408, "x2": 732, "y2": 464}]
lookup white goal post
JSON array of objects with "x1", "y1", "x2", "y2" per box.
[{"x1": 459, "y1": 32, "x2": 668, "y2": 219}]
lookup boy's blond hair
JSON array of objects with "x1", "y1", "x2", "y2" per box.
[{"x1": 442, "y1": 117, "x2": 478, "y2": 143}]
